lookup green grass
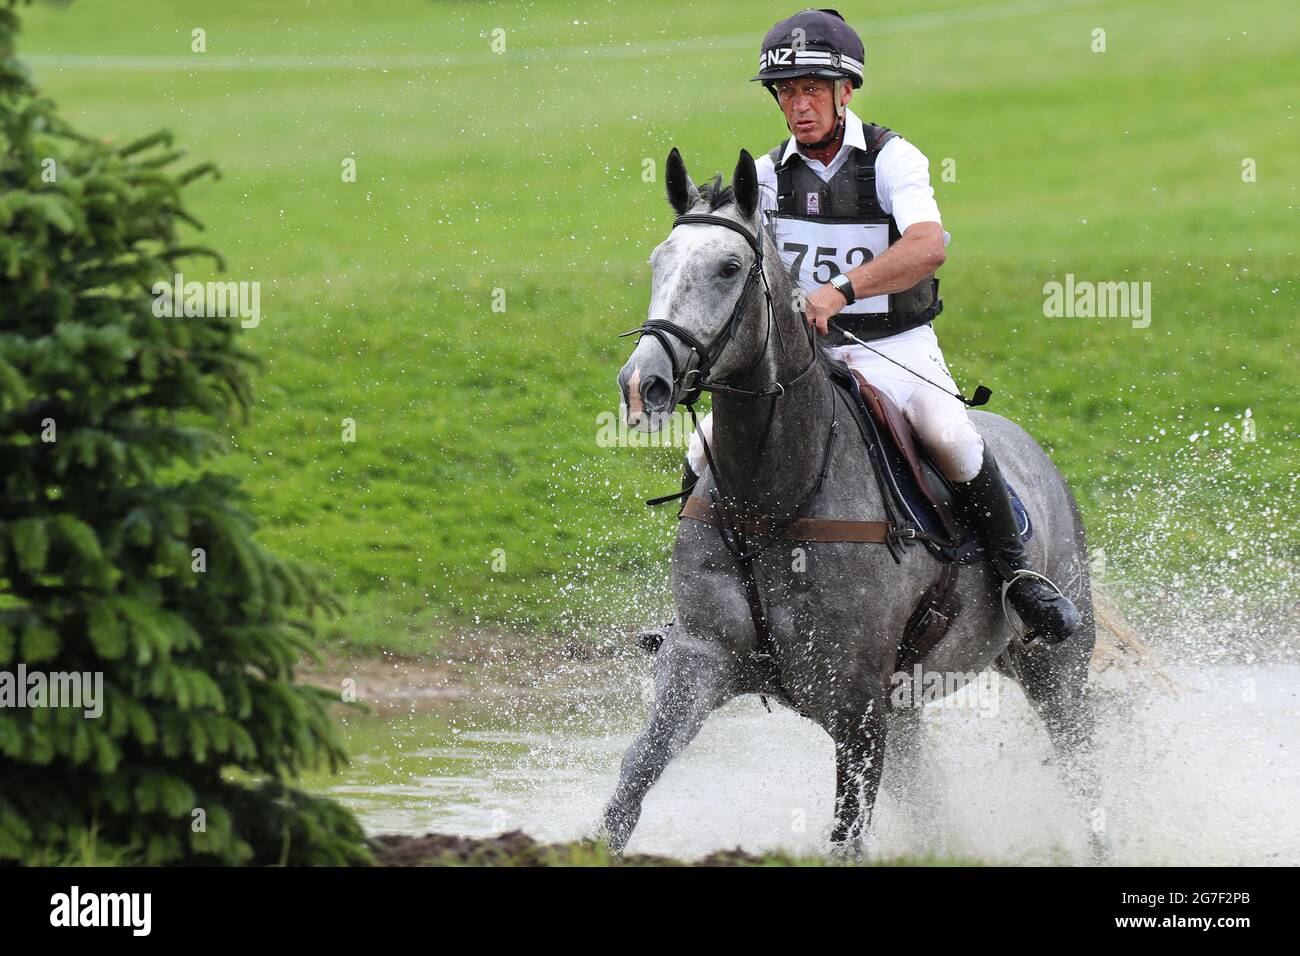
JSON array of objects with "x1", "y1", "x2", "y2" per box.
[{"x1": 17, "y1": 0, "x2": 1297, "y2": 652}]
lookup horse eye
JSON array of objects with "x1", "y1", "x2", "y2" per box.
[{"x1": 719, "y1": 259, "x2": 741, "y2": 278}]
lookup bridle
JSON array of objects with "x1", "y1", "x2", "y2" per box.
[
  {"x1": 618, "y1": 210, "x2": 836, "y2": 566},
  {"x1": 618, "y1": 209, "x2": 839, "y2": 706},
  {"x1": 618, "y1": 213, "x2": 819, "y2": 406}
]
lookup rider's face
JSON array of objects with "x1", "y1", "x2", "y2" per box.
[{"x1": 775, "y1": 76, "x2": 851, "y2": 144}]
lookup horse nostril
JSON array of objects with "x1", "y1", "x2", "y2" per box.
[{"x1": 642, "y1": 375, "x2": 671, "y2": 411}]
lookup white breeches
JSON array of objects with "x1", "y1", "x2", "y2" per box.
[{"x1": 686, "y1": 324, "x2": 985, "y2": 483}]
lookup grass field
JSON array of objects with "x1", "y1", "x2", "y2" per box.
[{"x1": 16, "y1": 0, "x2": 1297, "y2": 654}]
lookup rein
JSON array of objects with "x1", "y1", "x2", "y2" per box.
[{"x1": 619, "y1": 211, "x2": 839, "y2": 701}]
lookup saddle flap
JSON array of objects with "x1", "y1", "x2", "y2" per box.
[
  {"x1": 848, "y1": 369, "x2": 963, "y2": 541},
  {"x1": 834, "y1": 367, "x2": 1033, "y2": 557}
]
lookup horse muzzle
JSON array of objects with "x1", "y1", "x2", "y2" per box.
[{"x1": 618, "y1": 341, "x2": 680, "y2": 430}]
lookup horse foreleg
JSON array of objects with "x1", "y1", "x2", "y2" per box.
[
  {"x1": 601, "y1": 633, "x2": 733, "y2": 855},
  {"x1": 829, "y1": 697, "x2": 888, "y2": 856}
]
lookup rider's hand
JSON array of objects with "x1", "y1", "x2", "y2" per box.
[{"x1": 803, "y1": 283, "x2": 848, "y2": 336}]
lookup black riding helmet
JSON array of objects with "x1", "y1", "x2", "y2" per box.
[
  {"x1": 751, "y1": 8, "x2": 865, "y2": 91},
  {"x1": 752, "y1": 9, "x2": 865, "y2": 148}
]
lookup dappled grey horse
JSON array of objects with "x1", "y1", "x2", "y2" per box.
[{"x1": 608, "y1": 148, "x2": 1102, "y2": 857}]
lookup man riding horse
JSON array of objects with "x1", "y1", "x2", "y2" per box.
[{"x1": 637, "y1": 7, "x2": 1079, "y2": 646}]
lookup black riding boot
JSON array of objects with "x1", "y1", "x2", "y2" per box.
[
  {"x1": 633, "y1": 457, "x2": 698, "y2": 654},
  {"x1": 952, "y1": 446, "x2": 1079, "y2": 644}
]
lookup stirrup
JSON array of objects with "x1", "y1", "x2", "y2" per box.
[{"x1": 999, "y1": 568, "x2": 1067, "y2": 644}]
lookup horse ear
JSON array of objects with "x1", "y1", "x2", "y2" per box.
[
  {"x1": 733, "y1": 148, "x2": 759, "y2": 222},
  {"x1": 666, "y1": 147, "x2": 700, "y2": 215}
]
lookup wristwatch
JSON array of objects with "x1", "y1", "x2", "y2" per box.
[{"x1": 829, "y1": 273, "x2": 856, "y2": 305}]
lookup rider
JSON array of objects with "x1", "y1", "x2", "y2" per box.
[{"x1": 637, "y1": 8, "x2": 1078, "y2": 649}]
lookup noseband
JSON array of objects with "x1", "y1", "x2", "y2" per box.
[{"x1": 619, "y1": 213, "x2": 817, "y2": 405}]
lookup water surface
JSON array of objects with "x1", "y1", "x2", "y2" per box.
[{"x1": 307, "y1": 660, "x2": 1299, "y2": 864}]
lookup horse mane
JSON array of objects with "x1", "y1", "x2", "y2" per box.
[{"x1": 695, "y1": 173, "x2": 734, "y2": 211}]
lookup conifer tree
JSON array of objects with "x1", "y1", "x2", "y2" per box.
[{"x1": 0, "y1": 1, "x2": 367, "y2": 864}]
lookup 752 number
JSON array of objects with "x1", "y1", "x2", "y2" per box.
[{"x1": 782, "y1": 243, "x2": 874, "y2": 284}]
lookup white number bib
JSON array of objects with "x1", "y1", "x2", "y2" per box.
[{"x1": 768, "y1": 213, "x2": 890, "y2": 314}]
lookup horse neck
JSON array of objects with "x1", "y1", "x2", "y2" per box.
[{"x1": 709, "y1": 246, "x2": 834, "y2": 515}]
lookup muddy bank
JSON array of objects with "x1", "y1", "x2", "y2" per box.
[
  {"x1": 370, "y1": 829, "x2": 771, "y2": 866},
  {"x1": 367, "y1": 830, "x2": 968, "y2": 866}
]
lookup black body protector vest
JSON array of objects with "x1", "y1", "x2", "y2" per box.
[{"x1": 766, "y1": 123, "x2": 943, "y2": 344}]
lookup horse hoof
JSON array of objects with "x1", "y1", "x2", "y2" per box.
[
  {"x1": 1087, "y1": 830, "x2": 1113, "y2": 866},
  {"x1": 634, "y1": 624, "x2": 671, "y2": 654},
  {"x1": 600, "y1": 803, "x2": 640, "y2": 856},
  {"x1": 828, "y1": 840, "x2": 865, "y2": 863}
]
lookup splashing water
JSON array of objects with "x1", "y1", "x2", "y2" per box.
[
  {"x1": 313, "y1": 645, "x2": 1297, "y2": 864},
  {"x1": 317, "y1": 408, "x2": 1296, "y2": 864}
]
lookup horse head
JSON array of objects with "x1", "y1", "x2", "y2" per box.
[{"x1": 617, "y1": 147, "x2": 781, "y2": 431}]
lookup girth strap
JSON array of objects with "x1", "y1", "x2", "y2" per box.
[{"x1": 680, "y1": 495, "x2": 893, "y2": 543}]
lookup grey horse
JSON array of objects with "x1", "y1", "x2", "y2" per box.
[{"x1": 608, "y1": 147, "x2": 1102, "y2": 858}]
